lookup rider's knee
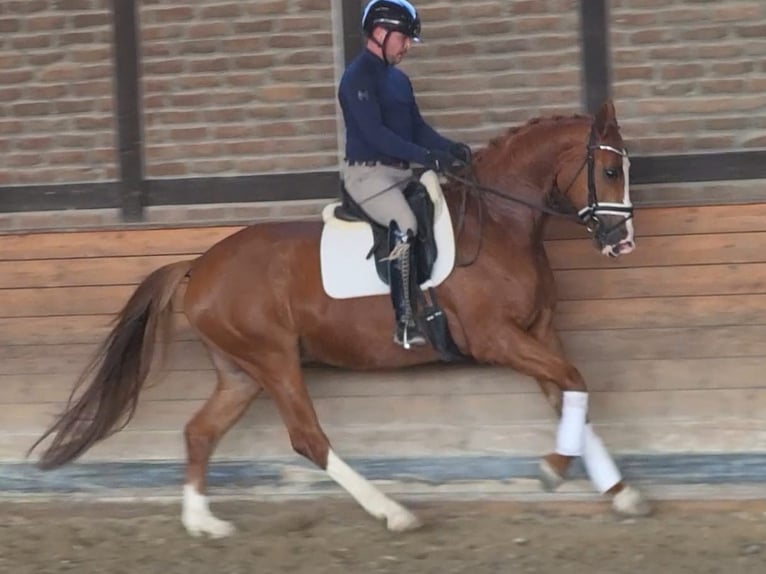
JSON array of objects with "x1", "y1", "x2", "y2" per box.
[{"x1": 393, "y1": 212, "x2": 417, "y2": 236}]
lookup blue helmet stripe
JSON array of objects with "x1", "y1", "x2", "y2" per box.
[{"x1": 362, "y1": 0, "x2": 418, "y2": 24}]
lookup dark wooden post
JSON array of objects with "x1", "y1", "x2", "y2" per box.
[
  {"x1": 342, "y1": 0, "x2": 364, "y2": 66},
  {"x1": 111, "y1": 0, "x2": 145, "y2": 221},
  {"x1": 579, "y1": 0, "x2": 610, "y2": 114}
]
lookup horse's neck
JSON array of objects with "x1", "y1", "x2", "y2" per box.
[
  {"x1": 463, "y1": 120, "x2": 588, "y2": 238},
  {"x1": 442, "y1": 167, "x2": 551, "y2": 248},
  {"x1": 443, "y1": 180, "x2": 545, "y2": 264}
]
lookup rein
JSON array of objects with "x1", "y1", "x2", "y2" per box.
[
  {"x1": 444, "y1": 167, "x2": 580, "y2": 268},
  {"x1": 446, "y1": 171, "x2": 581, "y2": 220}
]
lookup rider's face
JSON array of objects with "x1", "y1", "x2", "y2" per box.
[{"x1": 377, "y1": 29, "x2": 412, "y2": 64}]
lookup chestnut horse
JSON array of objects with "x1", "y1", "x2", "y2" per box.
[{"x1": 31, "y1": 100, "x2": 649, "y2": 537}]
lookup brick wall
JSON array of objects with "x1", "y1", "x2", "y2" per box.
[
  {"x1": 2, "y1": 0, "x2": 765, "y2": 188},
  {"x1": 398, "y1": 0, "x2": 582, "y2": 148},
  {"x1": 611, "y1": 0, "x2": 766, "y2": 153},
  {"x1": 140, "y1": 0, "x2": 339, "y2": 177},
  {"x1": 0, "y1": 0, "x2": 116, "y2": 186}
]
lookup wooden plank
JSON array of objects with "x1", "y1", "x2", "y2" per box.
[
  {"x1": 1, "y1": 203, "x2": 764, "y2": 262},
  {"x1": 556, "y1": 262, "x2": 766, "y2": 300},
  {"x1": 8, "y1": 388, "x2": 766, "y2": 434},
  {"x1": 546, "y1": 231, "x2": 766, "y2": 270},
  {"x1": 0, "y1": 227, "x2": 242, "y2": 261},
  {"x1": 4, "y1": 289, "x2": 765, "y2": 346},
  {"x1": 5, "y1": 261, "x2": 765, "y2": 318},
  {"x1": 0, "y1": 340, "x2": 211, "y2": 376},
  {"x1": 545, "y1": 203, "x2": 766, "y2": 240},
  {"x1": 2, "y1": 357, "x2": 765, "y2": 405},
  {"x1": 7, "y1": 423, "x2": 766, "y2": 463},
  {"x1": 560, "y1": 325, "x2": 766, "y2": 361},
  {"x1": 1, "y1": 285, "x2": 185, "y2": 317},
  {"x1": 2, "y1": 286, "x2": 134, "y2": 317},
  {"x1": 0, "y1": 255, "x2": 188, "y2": 289},
  {"x1": 1, "y1": 392, "x2": 552, "y2": 432},
  {"x1": 0, "y1": 314, "x2": 195, "y2": 346},
  {"x1": 3, "y1": 229, "x2": 763, "y2": 290},
  {"x1": 2, "y1": 258, "x2": 762, "y2": 324},
  {"x1": 2, "y1": 325, "x2": 766, "y2": 377},
  {"x1": 8, "y1": 417, "x2": 766, "y2": 462},
  {"x1": 555, "y1": 294, "x2": 766, "y2": 331}
]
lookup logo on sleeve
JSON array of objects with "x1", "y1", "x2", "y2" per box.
[{"x1": 357, "y1": 90, "x2": 369, "y2": 101}]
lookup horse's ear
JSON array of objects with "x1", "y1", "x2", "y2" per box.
[{"x1": 594, "y1": 99, "x2": 617, "y2": 137}]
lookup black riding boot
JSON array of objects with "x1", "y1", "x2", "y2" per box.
[{"x1": 387, "y1": 222, "x2": 426, "y2": 349}]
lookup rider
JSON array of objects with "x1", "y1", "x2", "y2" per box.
[{"x1": 338, "y1": 0, "x2": 471, "y2": 350}]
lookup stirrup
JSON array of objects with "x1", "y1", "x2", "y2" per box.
[{"x1": 394, "y1": 321, "x2": 427, "y2": 350}]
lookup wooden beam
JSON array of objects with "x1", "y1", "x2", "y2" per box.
[
  {"x1": 3, "y1": 150, "x2": 766, "y2": 213},
  {"x1": 579, "y1": 0, "x2": 610, "y2": 114},
  {"x1": 342, "y1": 0, "x2": 364, "y2": 66},
  {"x1": 0, "y1": 183, "x2": 121, "y2": 212},
  {"x1": 144, "y1": 172, "x2": 340, "y2": 205},
  {"x1": 111, "y1": 0, "x2": 145, "y2": 221},
  {"x1": 631, "y1": 150, "x2": 766, "y2": 185}
]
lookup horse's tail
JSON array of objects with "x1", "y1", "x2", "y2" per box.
[{"x1": 29, "y1": 259, "x2": 195, "y2": 470}]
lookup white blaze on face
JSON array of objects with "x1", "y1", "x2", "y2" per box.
[
  {"x1": 598, "y1": 149, "x2": 635, "y2": 257},
  {"x1": 620, "y1": 153, "x2": 635, "y2": 254}
]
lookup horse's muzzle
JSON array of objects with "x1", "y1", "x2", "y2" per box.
[
  {"x1": 601, "y1": 238, "x2": 635, "y2": 258},
  {"x1": 592, "y1": 215, "x2": 635, "y2": 258}
]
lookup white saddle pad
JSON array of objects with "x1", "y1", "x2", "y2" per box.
[{"x1": 320, "y1": 170, "x2": 456, "y2": 299}]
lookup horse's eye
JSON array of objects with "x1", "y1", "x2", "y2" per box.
[{"x1": 604, "y1": 167, "x2": 620, "y2": 179}]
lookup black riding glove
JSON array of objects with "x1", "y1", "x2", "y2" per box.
[
  {"x1": 424, "y1": 149, "x2": 458, "y2": 173},
  {"x1": 449, "y1": 142, "x2": 472, "y2": 165}
]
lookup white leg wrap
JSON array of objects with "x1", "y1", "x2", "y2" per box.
[
  {"x1": 582, "y1": 424, "x2": 622, "y2": 493},
  {"x1": 181, "y1": 484, "x2": 235, "y2": 538},
  {"x1": 325, "y1": 449, "x2": 420, "y2": 531},
  {"x1": 555, "y1": 391, "x2": 588, "y2": 456}
]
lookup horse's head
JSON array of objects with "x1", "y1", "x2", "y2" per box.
[{"x1": 555, "y1": 100, "x2": 635, "y2": 258}]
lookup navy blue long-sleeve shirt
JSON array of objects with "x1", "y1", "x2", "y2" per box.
[{"x1": 338, "y1": 49, "x2": 454, "y2": 165}]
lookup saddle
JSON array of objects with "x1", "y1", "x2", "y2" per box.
[
  {"x1": 330, "y1": 177, "x2": 465, "y2": 363},
  {"x1": 333, "y1": 179, "x2": 438, "y2": 286}
]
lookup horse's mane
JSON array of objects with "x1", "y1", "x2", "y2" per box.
[
  {"x1": 444, "y1": 113, "x2": 597, "y2": 229},
  {"x1": 473, "y1": 113, "x2": 592, "y2": 165}
]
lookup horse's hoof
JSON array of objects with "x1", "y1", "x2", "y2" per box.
[
  {"x1": 539, "y1": 458, "x2": 565, "y2": 492},
  {"x1": 182, "y1": 513, "x2": 237, "y2": 538},
  {"x1": 612, "y1": 485, "x2": 652, "y2": 517},
  {"x1": 386, "y1": 507, "x2": 422, "y2": 532}
]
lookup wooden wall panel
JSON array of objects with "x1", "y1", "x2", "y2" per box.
[{"x1": 1, "y1": 203, "x2": 765, "y2": 464}]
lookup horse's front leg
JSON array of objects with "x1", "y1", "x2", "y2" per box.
[
  {"x1": 529, "y1": 310, "x2": 651, "y2": 516},
  {"x1": 470, "y1": 318, "x2": 650, "y2": 516}
]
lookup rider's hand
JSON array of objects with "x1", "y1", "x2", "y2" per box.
[
  {"x1": 449, "y1": 142, "x2": 472, "y2": 165},
  {"x1": 424, "y1": 149, "x2": 457, "y2": 173}
]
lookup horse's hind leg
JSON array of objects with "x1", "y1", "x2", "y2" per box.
[
  {"x1": 182, "y1": 348, "x2": 262, "y2": 538},
  {"x1": 239, "y1": 347, "x2": 421, "y2": 532},
  {"x1": 530, "y1": 312, "x2": 651, "y2": 516}
]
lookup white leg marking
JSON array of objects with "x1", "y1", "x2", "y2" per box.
[
  {"x1": 582, "y1": 424, "x2": 622, "y2": 493},
  {"x1": 326, "y1": 449, "x2": 421, "y2": 532},
  {"x1": 613, "y1": 484, "x2": 652, "y2": 517},
  {"x1": 181, "y1": 484, "x2": 236, "y2": 538},
  {"x1": 555, "y1": 391, "x2": 588, "y2": 456},
  {"x1": 539, "y1": 458, "x2": 565, "y2": 492}
]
